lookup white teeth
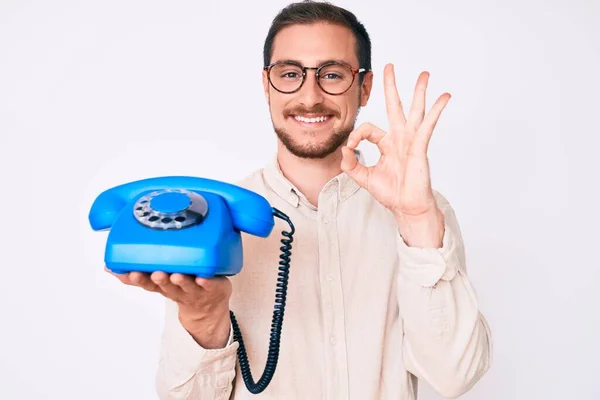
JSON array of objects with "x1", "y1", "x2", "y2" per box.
[{"x1": 294, "y1": 115, "x2": 329, "y2": 123}]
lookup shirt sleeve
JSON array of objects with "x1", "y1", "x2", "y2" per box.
[
  {"x1": 396, "y1": 190, "x2": 493, "y2": 399},
  {"x1": 155, "y1": 298, "x2": 239, "y2": 400}
]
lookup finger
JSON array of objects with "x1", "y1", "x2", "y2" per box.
[
  {"x1": 105, "y1": 267, "x2": 134, "y2": 285},
  {"x1": 195, "y1": 276, "x2": 228, "y2": 291},
  {"x1": 340, "y1": 144, "x2": 371, "y2": 190},
  {"x1": 170, "y1": 273, "x2": 200, "y2": 293},
  {"x1": 148, "y1": 271, "x2": 185, "y2": 298},
  {"x1": 346, "y1": 122, "x2": 389, "y2": 153},
  {"x1": 129, "y1": 272, "x2": 161, "y2": 293},
  {"x1": 407, "y1": 71, "x2": 429, "y2": 130},
  {"x1": 412, "y1": 92, "x2": 451, "y2": 155},
  {"x1": 383, "y1": 63, "x2": 407, "y2": 129}
]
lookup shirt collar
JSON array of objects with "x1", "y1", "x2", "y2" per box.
[{"x1": 263, "y1": 149, "x2": 363, "y2": 207}]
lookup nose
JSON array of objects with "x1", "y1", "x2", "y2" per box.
[{"x1": 296, "y1": 71, "x2": 325, "y2": 108}]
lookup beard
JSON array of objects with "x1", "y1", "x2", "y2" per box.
[
  {"x1": 274, "y1": 123, "x2": 355, "y2": 159},
  {"x1": 271, "y1": 103, "x2": 360, "y2": 159}
]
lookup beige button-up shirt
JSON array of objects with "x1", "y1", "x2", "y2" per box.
[{"x1": 155, "y1": 152, "x2": 493, "y2": 399}]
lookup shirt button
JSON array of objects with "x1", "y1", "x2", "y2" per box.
[
  {"x1": 326, "y1": 273, "x2": 334, "y2": 281},
  {"x1": 330, "y1": 336, "x2": 337, "y2": 345},
  {"x1": 323, "y1": 217, "x2": 330, "y2": 224}
]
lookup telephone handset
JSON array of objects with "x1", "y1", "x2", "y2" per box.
[{"x1": 88, "y1": 176, "x2": 295, "y2": 394}]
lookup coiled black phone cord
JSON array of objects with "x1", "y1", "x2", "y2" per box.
[{"x1": 229, "y1": 207, "x2": 295, "y2": 394}]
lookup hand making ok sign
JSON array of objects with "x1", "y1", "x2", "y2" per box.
[{"x1": 341, "y1": 64, "x2": 451, "y2": 247}]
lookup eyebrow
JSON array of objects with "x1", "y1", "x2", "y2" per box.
[{"x1": 275, "y1": 58, "x2": 353, "y2": 67}]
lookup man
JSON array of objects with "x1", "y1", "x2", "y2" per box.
[{"x1": 109, "y1": 1, "x2": 493, "y2": 398}]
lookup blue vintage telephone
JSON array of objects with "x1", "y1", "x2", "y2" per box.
[{"x1": 88, "y1": 176, "x2": 295, "y2": 394}]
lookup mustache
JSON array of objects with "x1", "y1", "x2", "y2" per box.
[{"x1": 284, "y1": 104, "x2": 339, "y2": 118}]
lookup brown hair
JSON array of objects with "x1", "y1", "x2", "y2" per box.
[{"x1": 263, "y1": 1, "x2": 372, "y2": 83}]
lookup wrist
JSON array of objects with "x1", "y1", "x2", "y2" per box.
[
  {"x1": 178, "y1": 301, "x2": 229, "y2": 322},
  {"x1": 394, "y1": 208, "x2": 445, "y2": 248},
  {"x1": 178, "y1": 303, "x2": 231, "y2": 349}
]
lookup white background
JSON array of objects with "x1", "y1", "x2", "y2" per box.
[{"x1": 1, "y1": 0, "x2": 599, "y2": 398}]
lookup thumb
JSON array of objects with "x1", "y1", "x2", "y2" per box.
[{"x1": 341, "y1": 145, "x2": 369, "y2": 189}]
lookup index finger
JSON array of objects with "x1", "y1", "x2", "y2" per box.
[
  {"x1": 346, "y1": 122, "x2": 387, "y2": 150},
  {"x1": 105, "y1": 266, "x2": 134, "y2": 285},
  {"x1": 383, "y1": 63, "x2": 407, "y2": 128}
]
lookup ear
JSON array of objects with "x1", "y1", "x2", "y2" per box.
[
  {"x1": 262, "y1": 69, "x2": 270, "y2": 103},
  {"x1": 359, "y1": 71, "x2": 373, "y2": 107}
]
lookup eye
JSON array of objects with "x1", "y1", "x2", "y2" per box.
[
  {"x1": 318, "y1": 64, "x2": 349, "y2": 81},
  {"x1": 281, "y1": 71, "x2": 301, "y2": 79},
  {"x1": 321, "y1": 72, "x2": 342, "y2": 80}
]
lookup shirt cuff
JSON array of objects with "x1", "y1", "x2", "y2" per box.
[{"x1": 396, "y1": 220, "x2": 461, "y2": 287}]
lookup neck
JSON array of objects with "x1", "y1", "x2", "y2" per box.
[{"x1": 276, "y1": 142, "x2": 345, "y2": 207}]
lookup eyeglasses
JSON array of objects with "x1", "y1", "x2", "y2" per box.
[{"x1": 264, "y1": 60, "x2": 368, "y2": 96}]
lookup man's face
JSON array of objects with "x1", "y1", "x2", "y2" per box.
[{"x1": 262, "y1": 23, "x2": 373, "y2": 159}]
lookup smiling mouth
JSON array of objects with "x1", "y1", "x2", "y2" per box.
[{"x1": 291, "y1": 114, "x2": 332, "y2": 124}]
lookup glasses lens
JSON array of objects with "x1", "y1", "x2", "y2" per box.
[
  {"x1": 269, "y1": 63, "x2": 304, "y2": 93},
  {"x1": 318, "y1": 63, "x2": 354, "y2": 94}
]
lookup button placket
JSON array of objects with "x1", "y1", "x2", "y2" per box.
[
  {"x1": 320, "y1": 183, "x2": 350, "y2": 397},
  {"x1": 316, "y1": 182, "x2": 339, "y2": 400}
]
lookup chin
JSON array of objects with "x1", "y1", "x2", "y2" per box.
[{"x1": 273, "y1": 124, "x2": 352, "y2": 160}]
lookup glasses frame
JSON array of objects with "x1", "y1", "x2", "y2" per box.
[{"x1": 264, "y1": 60, "x2": 369, "y2": 96}]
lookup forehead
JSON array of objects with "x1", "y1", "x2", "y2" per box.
[{"x1": 270, "y1": 22, "x2": 358, "y2": 66}]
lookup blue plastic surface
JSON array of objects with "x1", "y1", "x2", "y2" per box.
[
  {"x1": 88, "y1": 176, "x2": 275, "y2": 277},
  {"x1": 150, "y1": 192, "x2": 191, "y2": 213}
]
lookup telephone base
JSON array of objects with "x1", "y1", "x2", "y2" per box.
[{"x1": 106, "y1": 262, "x2": 241, "y2": 278}]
